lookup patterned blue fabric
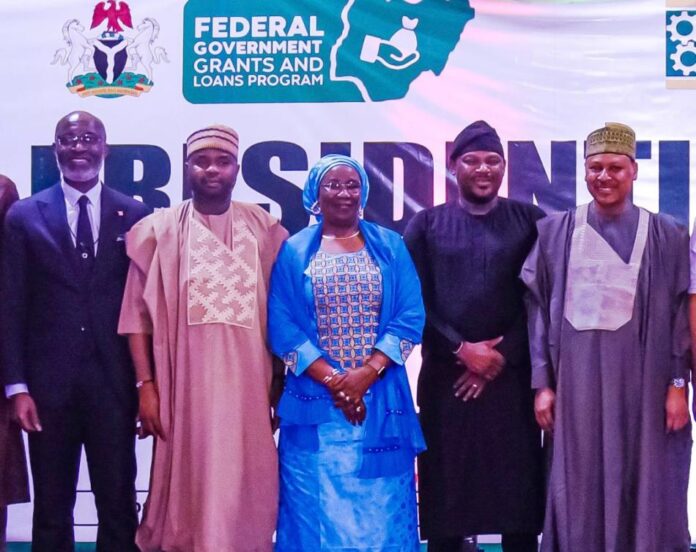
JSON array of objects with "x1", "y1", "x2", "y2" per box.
[
  {"x1": 311, "y1": 249, "x2": 382, "y2": 370},
  {"x1": 275, "y1": 399, "x2": 420, "y2": 551},
  {"x1": 301, "y1": 154, "x2": 370, "y2": 217},
  {"x1": 268, "y1": 219, "x2": 426, "y2": 478}
]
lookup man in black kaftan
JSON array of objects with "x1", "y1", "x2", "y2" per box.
[{"x1": 404, "y1": 121, "x2": 544, "y2": 552}]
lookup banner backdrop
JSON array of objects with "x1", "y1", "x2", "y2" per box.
[{"x1": 4, "y1": 0, "x2": 696, "y2": 542}]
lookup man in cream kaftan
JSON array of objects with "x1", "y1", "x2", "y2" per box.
[
  {"x1": 120, "y1": 201, "x2": 286, "y2": 552},
  {"x1": 119, "y1": 125, "x2": 288, "y2": 552}
]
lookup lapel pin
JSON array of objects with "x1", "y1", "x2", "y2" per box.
[{"x1": 117, "y1": 210, "x2": 124, "y2": 216}]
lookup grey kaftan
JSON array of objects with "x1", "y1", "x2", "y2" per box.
[{"x1": 521, "y1": 204, "x2": 691, "y2": 552}]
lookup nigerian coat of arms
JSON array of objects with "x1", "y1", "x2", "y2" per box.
[{"x1": 51, "y1": 1, "x2": 169, "y2": 98}]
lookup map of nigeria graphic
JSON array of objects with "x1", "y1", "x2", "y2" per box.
[{"x1": 183, "y1": 0, "x2": 475, "y2": 103}]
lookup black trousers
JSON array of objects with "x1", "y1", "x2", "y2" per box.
[
  {"x1": 427, "y1": 533, "x2": 539, "y2": 552},
  {"x1": 27, "y1": 359, "x2": 138, "y2": 552}
]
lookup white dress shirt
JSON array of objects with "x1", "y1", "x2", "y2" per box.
[
  {"x1": 5, "y1": 181, "x2": 102, "y2": 398},
  {"x1": 61, "y1": 180, "x2": 102, "y2": 252}
]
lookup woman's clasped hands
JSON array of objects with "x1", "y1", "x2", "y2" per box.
[{"x1": 323, "y1": 366, "x2": 379, "y2": 425}]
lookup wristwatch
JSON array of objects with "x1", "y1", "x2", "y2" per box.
[{"x1": 670, "y1": 377, "x2": 686, "y2": 389}]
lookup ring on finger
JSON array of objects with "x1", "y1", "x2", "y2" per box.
[{"x1": 356, "y1": 406, "x2": 362, "y2": 412}]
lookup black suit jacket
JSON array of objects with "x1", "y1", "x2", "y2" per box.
[{"x1": 1, "y1": 183, "x2": 151, "y2": 408}]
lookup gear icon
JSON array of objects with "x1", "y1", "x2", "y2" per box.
[
  {"x1": 667, "y1": 11, "x2": 696, "y2": 45},
  {"x1": 671, "y1": 43, "x2": 696, "y2": 75}
]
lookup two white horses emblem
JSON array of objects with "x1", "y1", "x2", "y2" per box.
[{"x1": 52, "y1": 18, "x2": 168, "y2": 84}]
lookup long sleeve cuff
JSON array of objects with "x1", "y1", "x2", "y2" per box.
[
  {"x1": 531, "y1": 362, "x2": 554, "y2": 390},
  {"x1": 672, "y1": 354, "x2": 691, "y2": 381},
  {"x1": 5, "y1": 383, "x2": 28, "y2": 398},
  {"x1": 284, "y1": 339, "x2": 323, "y2": 376},
  {"x1": 374, "y1": 333, "x2": 414, "y2": 366},
  {"x1": 425, "y1": 315, "x2": 462, "y2": 352}
]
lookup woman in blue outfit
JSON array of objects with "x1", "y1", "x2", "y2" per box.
[{"x1": 269, "y1": 154, "x2": 426, "y2": 551}]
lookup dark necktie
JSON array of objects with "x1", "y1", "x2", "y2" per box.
[{"x1": 76, "y1": 195, "x2": 94, "y2": 271}]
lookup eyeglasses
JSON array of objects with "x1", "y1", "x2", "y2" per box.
[
  {"x1": 320, "y1": 181, "x2": 362, "y2": 194},
  {"x1": 56, "y1": 133, "x2": 103, "y2": 147}
]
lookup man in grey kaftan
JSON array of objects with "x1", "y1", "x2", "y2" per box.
[{"x1": 521, "y1": 123, "x2": 691, "y2": 552}]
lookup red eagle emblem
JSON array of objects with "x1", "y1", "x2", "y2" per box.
[{"x1": 91, "y1": 1, "x2": 133, "y2": 33}]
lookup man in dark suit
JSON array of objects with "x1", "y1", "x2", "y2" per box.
[{"x1": 1, "y1": 111, "x2": 151, "y2": 551}]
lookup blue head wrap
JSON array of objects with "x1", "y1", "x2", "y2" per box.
[{"x1": 302, "y1": 154, "x2": 370, "y2": 217}]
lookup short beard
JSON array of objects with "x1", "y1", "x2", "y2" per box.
[{"x1": 459, "y1": 189, "x2": 495, "y2": 205}]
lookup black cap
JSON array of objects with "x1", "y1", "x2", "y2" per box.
[{"x1": 450, "y1": 120, "x2": 504, "y2": 162}]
